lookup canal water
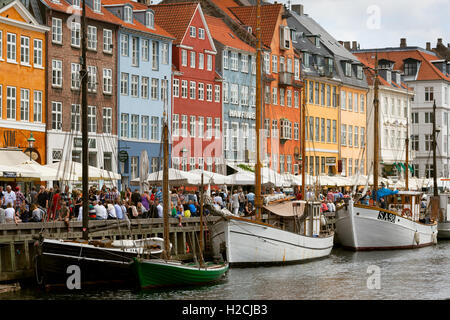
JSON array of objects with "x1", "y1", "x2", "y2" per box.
[{"x1": 2, "y1": 241, "x2": 450, "y2": 300}]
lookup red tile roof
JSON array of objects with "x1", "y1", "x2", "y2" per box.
[
  {"x1": 150, "y1": 2, "x2": 199, "y2": 45},
  {"x1": 205, "y1": 14, "x2": 254, "y2": 53},
  {"x1": 228, "y1": 4, "x2": 282, "y2": 48},
  {"x1": 207, "y1": 0, "x2": 241, "y2": 23},
  {"x1": 354, "y1": 50, "x2": 450, "y2": 82}
]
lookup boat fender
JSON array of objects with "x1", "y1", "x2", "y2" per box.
[
  {"x1": 320, "y1": 215, "x2": 327, "y2": 226},
  {"x1": 414, "y1": 231, "x2": 420, "y2": 245},
  {"x1": 432, "y1": 232, "x2": 438, "y2": 245},
  {"x1": 186, "y1": 242, "x2": 190, "y2": 253}
]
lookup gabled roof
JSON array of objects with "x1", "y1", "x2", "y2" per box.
[
  {"x1": 150, "y1": 2, "x2": 199, "y2": 45},
  {"x1": 0, "y1": 0, "x2": 48, "y2": 31},
  {"x1": 354, "y1": 49, "x2": 450, "y2": 82},
  {"x1": 102, "y1": 0, "x2": 174, "y2": 39},
  {"x1": 228, "y1": 4, "x2": 283, "y2": 48},
  {"x1": 205, "y1": 14, "x2": 254, "y2": 53}
]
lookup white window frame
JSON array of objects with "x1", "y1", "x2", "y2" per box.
[
  {"x1": 103, "y1": 68, "x2": 112, "y2": 94},
  {"x1": 52, "y1": 18, "x2": 62, "y2": 44},
  {"x1": 52, "y1": 59, "x2": 62, "y2": 88},
  {"x1": 33, "y1": 90, "x2": 42, "y2": 122}
]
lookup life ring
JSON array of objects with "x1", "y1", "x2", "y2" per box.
[{"x1": 402, "y1": 208, "x2": 412, "y2": 217}]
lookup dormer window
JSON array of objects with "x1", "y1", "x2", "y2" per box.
[
  {"x1": 93, "y1": 0, "x2": 101, "y2": 13},
  {"x1": 146, "y1": 11, "x2": 154, "y2": 29},
  {"x1": 327, "y1": 58, "x2": 334, "y2": 74},
  {"x1": 124, "y1": 6, "x2": 132, "y2": 23},
  {"x1": 303, "y1": 52, "x2": 310, "y2": 67},
  {"x1": 357, "y1": 65, "x2": 363, "y2": 79},
  {"x1": 404, "y1": 59, "x2": 418, "y2": 76},
  {"x1": 198, "y1": 28, "x2": 205, "y2": 39},
  {"x1": 344, "y1": 62, "x2": 352, "y2": 77},
  {"x1": 280, "y1": 26, "x2": 290, "y2": 50},
  {"x1": 73, "y1": 0, "x2": 80, "y2": 8},
  {"x1": 315, "y1": 37, "x2": 320, "y2": 48}
]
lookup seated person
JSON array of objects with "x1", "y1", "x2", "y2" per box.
[{"x1": 30, "y1": 204, "x2": 43, "y2": 222}]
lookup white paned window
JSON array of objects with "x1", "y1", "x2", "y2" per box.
[
  {"x1": 52, "y1": 18, "x2": 62, "y2": 44},
  {"x1": 131, "y1": 75, "x2": 139, "y2": 97},
  {"x1": 151, "y1": 78, "x2": 158, "y2": 100},
  {"x1": 93, "y1": 0, "x2": 101, "y2": 12},
  {"x1": 51, "y1": 101, "x2": 62, "y2": 130},
  {"x1": 142, "y1": 39, "x2": 149, "y2": 62},
  {"x1": 152, "y1": 41, "x2": 159, "y2": 70},
  {"x1": 172, "y1": 114, "x2": 179, "y2": 137},
  {"x1": 190, "y1": 26, "x2": 196, "y2": 38},
  {"x1": 131, "y1": 37, "x2": 139, "y2": 66},
  {"x1": 121, "y1": 114, "x2": 129, "y2": 138},
  {"x1": 33, "y1": 39, "x2": 42, "y2": 67},
  {"x1": 7, "y1": 33, "x2": 16, "y2": 62},
  {"x1": 87, "y1": 26, "x2": 97, "y2": 50},
  {"x1": 121, "y1": 73, "x2": 128, "y2": 95},
  {"x1": 206, "y1": 84, "x2": 213, "y2": 102},
  {"x1": 33, "y1": 90, "x2": 42, "y2": 122},
  {"x1": 151, "y1": 116, "x2": 158, "y2": 140},
  {"x1": 190, "y1": 51, "x2": 196, "y2": 68},
  {"x1": 215, "y1": 85, "x2": 220, "y2": 103},
  {"x1": 199, "y1": 28, "x2": 205, "y2": 39},
  {"x1": 141, "y1": 116, "x2": 149, "y2": 140},
  {"x1": 198, "y1": 116, "x2": 204, "y2": 138},
  {"x1": 272, "y1": 55, "x2": 278, "y2": 73},
  {"x1": 52, "y1": 60, "x2": 62, "y2": 87},
  {"x1": 241, "y1": 54, "x2": 248, "y2": 73},
  {"x1": 190, "y1": 116, "x2": 196, "y2": 137},
  {"x1": 206, "y1": 117, "x2": 212, "y2": 139},
  {"x1": 181, "y1": 80, "x2": 188, "y2": 98},
  {"x1": 20, "y1": 89, "x2": 29, "y2": 121},
  {"x1": 121, "y1": 34, "x2": 129, "y2": 56},
  {"x1": 130, "y1": 114, "x2": 139, "y2": 139},
  {"x1": 223, "y1": 50, "x2": 229, "y2": 69},
  {"x1": 181, "y1": 49, "x2": 187, "y2": 66},
  {"x1": 240, "y1": 86, "x2": 249, "y2": 106},
  {"x1": 124, "y1": 6, "x2": 132, "y2": 23},
  {"x1": 20, "y1": 36, "x2": 30, "y2": 65},
  {"x1": 207, "y1": 55, "x2": 212, "y2": 71},
  {"x1": 190, "y1": 81, "x2": 196, "y2": 100},
  {"x1": 87, "y1": 66, "x2": 97, "y2": 92},
  {"x1": 215, "y1": 118, "x2": 220, "y2": 138},
  {"x1": 230, "y1": 84, "x2": 238, "y2": 105},
  {"x1": 198, "y1": 53, "x2": 204, "y2": 70},
  {"x1": 146, "y1": 11, "x2": 154, "y2": 29},
  {"x1": 103, "y1": 107, "x2": 112, "y2": 134},
  {"x1": 71, "y1": 63, "x2": 81, "y2": 89},
  {"x1": 103, "y1": 68, "x2": 112, "y2": 94},
  {"x1": 141, "y1": 77, "x2": 149, "y2": 99},
  {"x1": 198, "y1": 83, "x2": 204, "y2": 101},
  {"x1": 223, "y1": 82, "x2": 229, "y2": 103},
  {"x1": 162, "y1": 43, "x2": 169, "y2": 64},
  {"x1": 103, "y1": 30, "x2": 113, "y2": 53},
  {"x1": 173, "y1": 79, "x2": 179, "y2": 98},
  {"x1": 181, "y1": 115, "x2": 188, "y2": 137},
  {"x1": 88, "y1": 106, "x2": 97, "y2": 133}
]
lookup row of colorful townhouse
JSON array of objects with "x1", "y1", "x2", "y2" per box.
[{"x1": 2, "y1": 0, "x2": 448, "y2": 189}]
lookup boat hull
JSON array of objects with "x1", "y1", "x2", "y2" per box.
[
  {"x1": 335, "y1": 202, "x2": 438, "y2": 250},
  {"x1": 210, "y1": 217, "x2": 334, "y2": 266},
  {"x1": 437, "y1": 222, "x2": 450, "y2": 239},
  {"x1": 36, "y1": 239, "x2": 141, "y2": 288},
  {"x1": 132, "y1": 259, "x2": 229, "y2": 289}
]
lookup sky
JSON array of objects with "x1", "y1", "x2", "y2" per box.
[{"x1": 267, "y1": 0, "x2": 450, "y2": 50}]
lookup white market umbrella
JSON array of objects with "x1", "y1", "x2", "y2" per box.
[
  {"x1": 44, "y1": 160, "x2": 120, "y2": 181},
  {"x1": 0, "y1": 164, "x2": 38, "y2": 179},
  {"x1": 131, "y1": 168, "x2": 202, "y2": 186},
  {"x1": 16, "y1": 161, "x2": 62, "y2": 181},
  {"x1": 190, "y1": 169, "x2": 232, "y2": 185},
  {"x1": 227, "y1": 171, "x2": 255, "y2": 185}
]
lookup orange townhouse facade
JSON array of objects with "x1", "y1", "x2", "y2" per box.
[
  {"x1": 0, "y1": 0, "x2": 48, "y2": 163},
  {"x1": 229, "y1": 4, "x2": 302, "y2": 174}
]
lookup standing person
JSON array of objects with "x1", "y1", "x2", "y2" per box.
[
  {"x1": 15, "y1": 186, "x2": 26, "y2": 210},
  {"x1": 37, "y1": 186, "x2": 48, "y2": 209},
  {"x1": 131, "y1": 189, "x2": 141, "y2": 206},
  {"x1": 141, "y1": 191, "x2": 151, "y2": 211},
  {"x1": 60, "y1": 186, "x2": 71, "y2": 206},
  {"x1": 170, "y1": 189, "x2": 179, "y2": 207},
  {"x1": 232, "y1": 190, "x2": 240, "y2": 216},
  {"x1": 2, "y1": 185, "x2": 16, "y2": 209},
  {"x1": 238, "y1": 188, "x2": 245, "y2": 214},
  {"x1": 29, "y1": 186, "x2": 38, "y2": 205},
  {"x1": 0, "y1": 186, "x2": 4, "y2": 207},
  {"x1": 155, "y1": 198, "x2": 163, "y2": 218},
  {"x1": 49, "y1": 187, "x2": 61, "y2": 221},
  {"x1": 124, "y1": 187, "x2": 132, "y2": 203}
]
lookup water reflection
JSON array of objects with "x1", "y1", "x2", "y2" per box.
[{"x1": 2, "y1": 241, "x2": 449, "y2": 300}]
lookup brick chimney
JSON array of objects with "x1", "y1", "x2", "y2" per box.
[
  {"x1": 437, "y1": 38, "x2": 443, "y2": 46},
  {"x1": 426, "y1": 42, "x2": 431, "y2": 51},
  {"x1": 338, "y1": 41, "x2": 344, "y2": 46},
  {"x1": 292, "y1": 4, "x2": 304, "y2": 16},
  {"x1": 344, "y1": 41, "x2": 351, "y2": 50},
  {"x1": 400, "y1": 38, "x2": 407, "y2": 48},
  {"x1": 352, "y1": 41, "x2": 358, "y2": 51}
]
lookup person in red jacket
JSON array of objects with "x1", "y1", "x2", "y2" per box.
[{"x1": 49, "y1": 187, "x2": 61, "y2": 220}]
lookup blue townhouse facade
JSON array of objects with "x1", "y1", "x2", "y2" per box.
[{"x1": 104, "y1": 1, "x2": 174, "y2": 189}]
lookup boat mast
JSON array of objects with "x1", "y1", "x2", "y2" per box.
[
  {"x1": 162, "y1": 80, "x2": 170, "y2": 260},
  {"x1": 81, "y1": 0, "x2": 89, "y2": 240},
  {"x1": 199, "y1": 172, "x2": 205, "y2": 267},
  {"x1": 255, "y1": 0, "x2": 262, "y2": 220},
  {"x1": 373, "y1": 53, "x2": 380, "y2": 200},
  {"x1": 432, "y1": 100, "x2": 438, "y2": 196},
  {"x1": 405, "y1": 83, "x2": 409, "y2": 190},
  {"x1": 301, "y1": 83, "x2": 306, "y2": 199}
]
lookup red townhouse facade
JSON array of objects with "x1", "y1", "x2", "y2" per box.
[{"x1": 152, "y1": 3, "x2": 223, "y2": 173}]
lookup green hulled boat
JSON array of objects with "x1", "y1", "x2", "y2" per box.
[{"x1": 132, "y1": 258, "x2": 229, "y2": 289}]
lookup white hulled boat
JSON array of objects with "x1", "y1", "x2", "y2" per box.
[{"x1": 335, "y1": 191, "x2": 437, "y2": 250}]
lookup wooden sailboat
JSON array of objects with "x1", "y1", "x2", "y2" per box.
[
  {"x1": 131, "y1": 80, "x2": 228, "y2": 290},
  {"x1": 209, "y1": 0, "x2": 334, "y2": 266},
  {"x1": 335, "y1": 55, "x2": 438, "y2": 250},
  {"x1": 35, "y1": 0, "x2": 164, "y2": 288}
]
